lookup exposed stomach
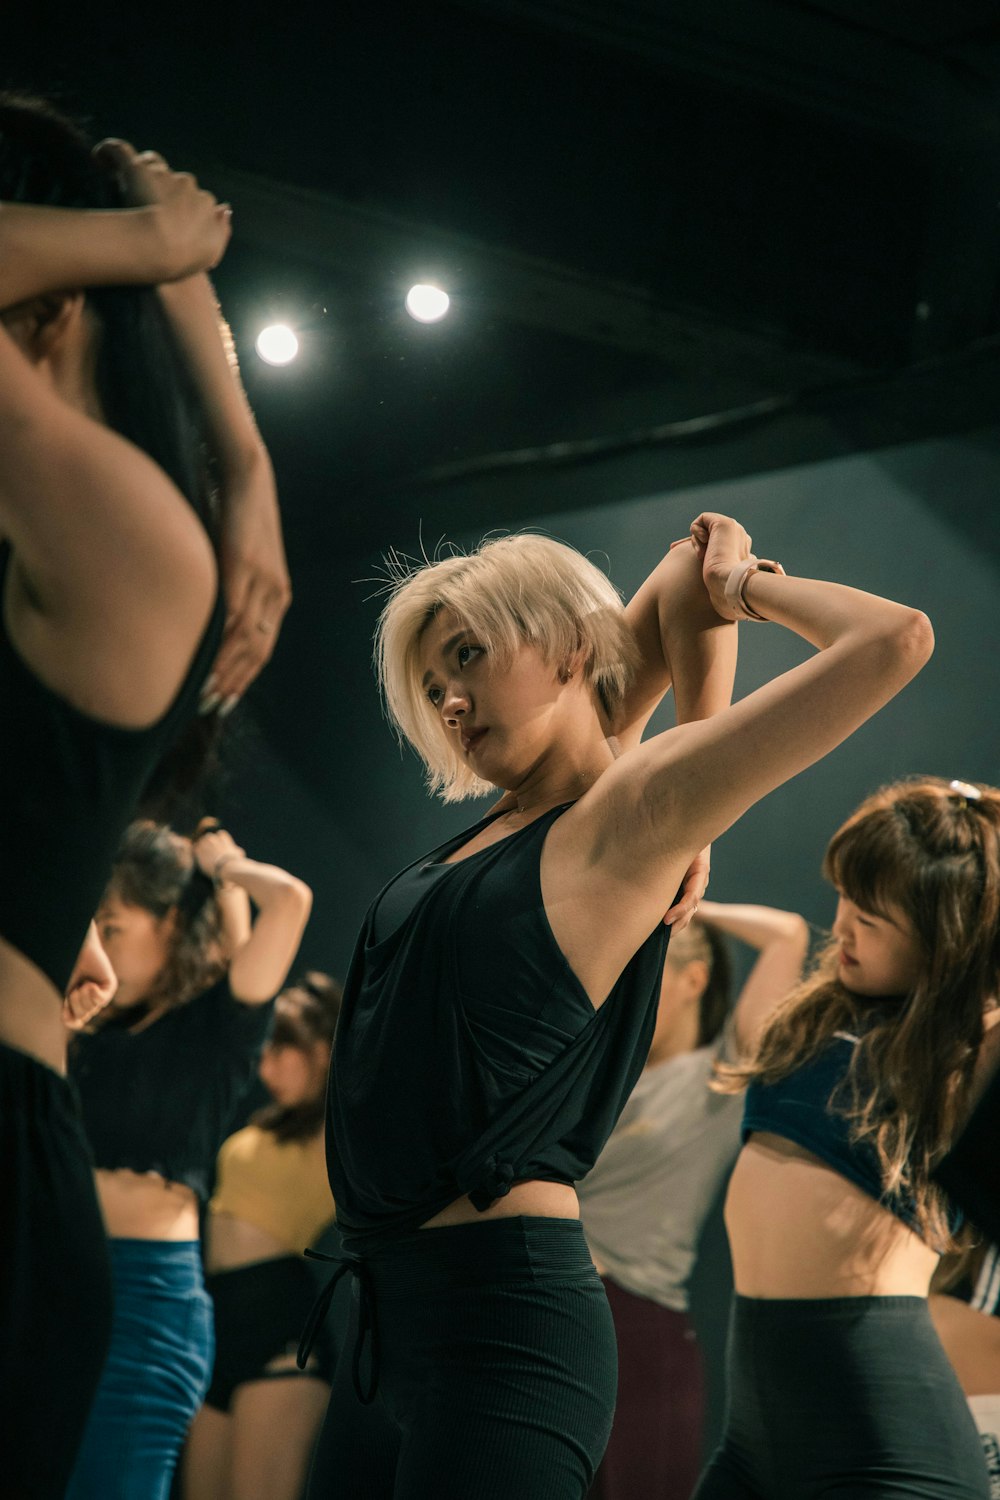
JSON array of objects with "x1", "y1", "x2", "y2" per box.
[
  {"x1": 725, "y1": 1133, "x2": 939, "y2": 1298},
  {"x1": 204, "y1": 1211, "x2": 297, "y2": 1272},
  {"x1": 0, "y1": 938, "x2": 68, "y2": 1074},
  {"x1": 95, "y1": 1168, "x2": 200, "y2": 1241},
  {"x1": 421, "y1": 1179, "x2": 580, "y2": 1229}
]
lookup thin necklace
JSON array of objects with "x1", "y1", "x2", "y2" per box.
[{"x1": 504, "y1": 768, "x2": 603, "y2": 817}]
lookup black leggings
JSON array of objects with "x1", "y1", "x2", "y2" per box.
[
  {"x1": 0, "y1": 1043, "x2": 113, "y2": 1500},
  {"x1": 694, "y1": 1295, "x2": 990, "y2": 1500},
  {"x1": 306, "y1": 1216, "x2": 617, "y2": 1500}
]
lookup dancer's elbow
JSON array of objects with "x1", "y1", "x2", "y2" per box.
[{"x1": 890, "y1": 608, "x2": 935, "y2": 674}]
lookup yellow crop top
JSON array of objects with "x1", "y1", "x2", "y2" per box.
[{"x1": 209, "y1": 1124, "x2": 335, "y2": 1253}]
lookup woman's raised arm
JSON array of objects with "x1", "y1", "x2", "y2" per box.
[
  {"x1": 546, "y1": 513, "x2": 932, "y2": 1006},
  {"x1": 614, "y1": 540, "x2": 738, "y2": 751},
  {"x1": 192, "y1": 829, "x2": 312, "y2": 1006},
  {"x1": 94, "y1": 142, "x2": 292, "y2": 711},
  {"x1": 698, "y1": 900, "x2": 810, "y2": 1051},
  {"x1": 615, "y1": 539, "x2": 738, "y2": 926}
]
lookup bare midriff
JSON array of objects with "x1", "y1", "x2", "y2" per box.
[
  {"x1": 421, "y1": 1179, "x2": 580, "y2": 1229},
  {"x1": 95, "y1": 1168, "x2": 200, "y2": 1241},
  {"x1": 204, "y1": 1211, "x2": 295, "y2": 1273},
  {"x1": 0, "y1": 938, "x2": 68, "y2": 1075},
  {"x1": 725, "y1": 1133, "x2": 939, "y2": 1299}
]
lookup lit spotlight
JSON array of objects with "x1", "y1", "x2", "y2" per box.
[
  {"x1": 255, "y1": 324, "x2": 299, "y2": 365},
  {"x1": 405, "y1": 285, "x2": 450, "y2": 323}
]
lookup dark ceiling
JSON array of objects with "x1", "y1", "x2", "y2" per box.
[{"x1": 6, "y1": 0, "x2": 1000, "y2": 562}]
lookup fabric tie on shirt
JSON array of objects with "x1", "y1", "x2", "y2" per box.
[
  {"x1": 298, "y1": 1248, "x2": 379, "y2": 1404},
  {"x1": 469, "y1": 1155, "x2": 516, "y2": 1211}
]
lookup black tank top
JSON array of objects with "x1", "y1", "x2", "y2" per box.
[
  {"x1": 0, "y1": 545, "x2": 224, "y2": 993},
  {"x1": 327, "y1": 803, "x2": 671, "y2": 1254}
]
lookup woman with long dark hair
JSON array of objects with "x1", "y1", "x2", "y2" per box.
[
  {"x1": 0, "y1": 94, "x2": 287, "y2": 1498},
  {"x1": 185, "y1": 972, "x2": 342, "y2": 1500},
  {"x1": 694, "y1": 777, "x2": 1000, "y2": 1498},
  {"x1": 66, "y1": 819, "x2": 312, "y2": 1500},
  {"x1": 305, "y1": 514, "x2": 933, "y2": 1499}
]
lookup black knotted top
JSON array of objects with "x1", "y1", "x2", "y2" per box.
[{"x1": 327, "y1": 803, "x2": 671, "y2": 1255}]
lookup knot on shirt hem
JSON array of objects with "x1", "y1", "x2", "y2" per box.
[{"x1": 469, "y1": 1157, "x2": 516, "y2": 1212}]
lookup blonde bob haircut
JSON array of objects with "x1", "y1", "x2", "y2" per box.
[{"x1": 375, "y1": 533, "x2": 639, "y2": 802}]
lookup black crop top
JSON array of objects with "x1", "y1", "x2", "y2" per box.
[
  {"x1": 69, "y1": 976, "x2": 274, "y2": 1202},
  {"x1": 0, "y1": 544, "x2": 224, "y2": 994},
  {"x1": 743, "y1": 1030, "x2": 962, "y2": 1236},
  {"x1": 327, "y1": 804, "x2": 671, "y2": 1255}
]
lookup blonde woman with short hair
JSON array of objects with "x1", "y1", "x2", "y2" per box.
[{"x1": 303, "y1": 517, "x2": 932, "y2": 1500}]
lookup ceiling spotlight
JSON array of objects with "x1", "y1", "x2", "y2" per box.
[
  {"x1": 255, "y1": 324, "x2": 300, "y2": 365},
  {"x1": 405, "y1": 284, "x2": 450, "y2": 323}
]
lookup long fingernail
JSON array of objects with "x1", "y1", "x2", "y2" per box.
[
  {"x1": 218, "y1": 695, "x2": 240, "y2": 718},
  {"x1": 199, "y1": 692, "x2": 222, "y2": 716}
]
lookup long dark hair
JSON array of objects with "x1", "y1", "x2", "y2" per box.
[
  {"x1": 102, "y1": 820, "x2": 225, "y2": 1012},
  {"x1": 0, "y1": 91, "x2": 217, "y2": 525},
  {"x1": 0, "y1": 91, "x2": 224, "y2": 812},
  {"x1": 718, "y1": 777, "x2": 1000, "y2": 1249},
  {"x1": 252, "y1": 972, "x2": 343, "y2": 1143}
]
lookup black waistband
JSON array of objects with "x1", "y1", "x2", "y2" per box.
[{"x1": 298, "y1": 1215, "x2": 594, "y2": 1403}]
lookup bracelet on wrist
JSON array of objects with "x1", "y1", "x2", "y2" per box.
[
  {"x1": 723, "y1": 556, "x2": 786, "y2": 622},
  {"x1": 212, "y1": 852, "x2": 242, "y2": 889}
]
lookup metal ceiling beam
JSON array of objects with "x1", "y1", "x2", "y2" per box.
[{"x1": 209, "y1": 164, "x2": 856, "y2": 391}]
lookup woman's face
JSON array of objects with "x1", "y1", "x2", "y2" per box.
[
  {"x1": 96, "y1": 896, "x2": 175, "y2": 1007},
  {"x1": 832, "y1": 894, "x2": 923, "y2": 998},
  {"x1": 420, "y1": 608, "x2": 574, "y2": 788},
  {"x1": 258, "y1": 1040, "x2": 330, "y2": 1108}
]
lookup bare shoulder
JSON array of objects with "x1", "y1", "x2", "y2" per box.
[{"x1": 4, "y1": 438, "x2": 217, "y2": 728}]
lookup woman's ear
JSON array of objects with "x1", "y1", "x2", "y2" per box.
[{"x1": 557, "y1": 643, "x2": 590, "y2": 685}]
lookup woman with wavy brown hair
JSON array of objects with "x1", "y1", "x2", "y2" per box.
[
  {"x1": 693, "y1": 777, "x2": 1000, "y2": 1499},
  {"x1": 65, "y1": 819, "x2": 312, "y2": 1500}
]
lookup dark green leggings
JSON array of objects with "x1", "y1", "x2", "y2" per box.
[
  {"x1": 306, "y1": 1216, "x2": 617, "y2": 1500},
  {"x1": 693, "y1": 1295, "x2": 990, "y2": 1499}
]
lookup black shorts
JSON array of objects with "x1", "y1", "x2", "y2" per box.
[
  {"x1": 0, "y1": 1041, "x2": 112, "y2": 1500},
  {"x1": 205, "y1": 1254, "x2": 334, "y2": 1412}
]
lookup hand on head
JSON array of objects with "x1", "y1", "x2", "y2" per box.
[
  {"x1": 92, "y1": 138, "x2": 232, "y2": 280},
  {"x1": 192, "y1": 818, "x2": 246, "y2": 884}
]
